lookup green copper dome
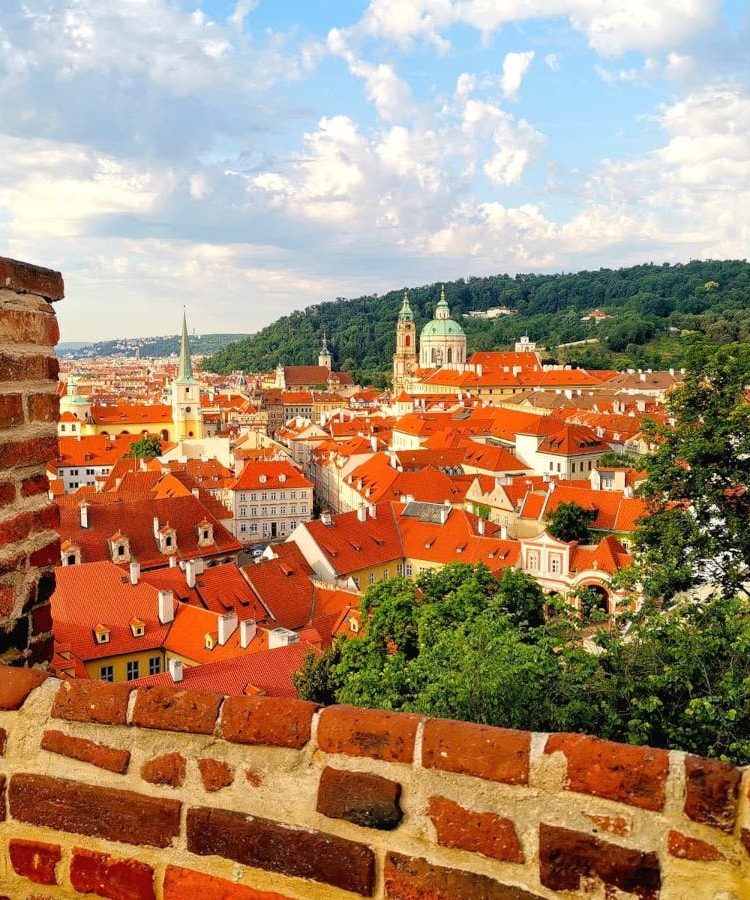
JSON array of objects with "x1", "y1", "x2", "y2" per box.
[{"x1": 420, "y1": 318, "x2": 466, "y2": 338}]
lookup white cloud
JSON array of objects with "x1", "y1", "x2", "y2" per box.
[
  {"x1": 501, "y1": 51, "x2": 535, "y2": 99},
  {"x1": 544, "y1": 53, "x2": 561, "y2": 71}
]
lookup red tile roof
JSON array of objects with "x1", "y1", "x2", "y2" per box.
[{"x1": 230, "y1": 460, "x2": 313, "y2": 492}]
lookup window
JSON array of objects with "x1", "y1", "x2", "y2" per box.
[
  {"x1": 185, "y1": 406, "x2": 192, "y2": 413},
  {"x1": 556, "y1": 463, "x2": 561, "y2": 473},
  {"x1": 149, "y1": 657, "x2": 161, "y2": 676},
  {"x1": 240, "y1": 523, "x2": 247, "y2": 533},
  {"x1": 261, "y1": 507, "x2": 268, "y2": 516},
  {"x1": 291, "y1": 504, "x2": 297, "y2": 514},
  {"x1": 261, "y1": 491, "x2": 268, "y2": 500},
  {"x1": 71, "y1": 468, "x2": 79, "y2": 475},
  {"x1": 165, "y1": 536, "x2": 172, "y2": 548},
  {"x1": 396, "y1": 563, "x2": 403, "y2": 575},
  {"x1": 251, "y1": 507, "x2": 257, "y2": 516},
  {"x1": 271, "y1": 492, "x2": 277, "y2": 500},
  {"x1": 289, "y1": 520, "x2": 297, "y2": 530},
  {"x1": 60, "y1": 424, "x2": 66, "y2": 432},
  {"x1": 382, "y1": 569, "x2": 389, "y2": 580},
  {"x1": 290, "y1": 491, "x2": 296, "y2": 499},
  {"x1": 550, "y1": 557, "x2": 560, "y2": 574},
  {"x1": 250, "y1": 492, "x2": 257, "y2": 501},
  {"x1": 368, "y1": 572, "x2": 375, "y2": 584},
  {"x1": 527, "y1": 552, "x2": 538, "y2": 571},
  {"x1": 271, "y1": 506, "x2": 277, "y2": 516},
  {"x1": 240, "y1": 507, "x2": 247, "y2": 517},
  {"x1": 405, "y1": 564, "x2": 413, "y2": 577},
  {"x1": 250, "y1": 523, "x2": 258, "y2": 533},
  {"x1": 99, "y1": 665, "x2": 114, "y2": 682},
  {"x1": 126, "y1": 660, "x2": 140, "y2": 681},
  {"x1": 117, "y1": 545, "x2": 125, "y2": 557},
  {"x1": 301, "y1": 505, "x2": 308, "y2": 514}
]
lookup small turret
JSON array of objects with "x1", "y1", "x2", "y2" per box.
[{"x1": 318, "y1": 329, "x2": 332, "y2": 369}]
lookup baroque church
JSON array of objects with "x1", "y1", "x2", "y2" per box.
[{"x1": 392, "y1": 286, "x2": 467, "y2": 391}]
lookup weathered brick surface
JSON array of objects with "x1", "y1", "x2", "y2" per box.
[
  {"x1": 9, "y1": 839, "x2": 61, "y2": 885},
  {"x1": 0, "y1": 353, "x2": 58, "y2": 384},
  {"x1": 70, "y1": 847, "x2": 156, "y2": 900},
  {"x1": 428, "y1": 795, "x2": 524, "y2": 862},
  {"x1": 539, "y1": 823, "x2": 661, "y2": 897},
  {"x1": 586, "y1": 813, "x2": 631, "y2": 836},
  {"x1": 51, "y1": 680, "x2": 133, "y2": 725},
  {"x1": 9, "y1": 773, "x2": 181, "y2": 848},
  {"x1": 187, "y1": 805, "x2": 376, "y2": 896},
  {"x1": 198, "y1": 758, "x2": 234, "y2": 792},
  {"x1": 0, "y1": 393, "x2": 24, "y2": 427},
  {"x1": 221, "y1": 695, "x2": 316, "y2": 749},
  {"x1": 141, "y1": 753, "x2": 186, "y2": 788},
  {"x1": 317, "y1": 766, "x2": 403, "y2": 830},
  {"x1": 0, "y1": 433, "x2": 58, "y2": 470},
  {"x1": 667, "y1": 829, "x2": 725, "y2": 862},
  {"x1": 132, "y1": 685, "x2": 222, "y2": 734},
  {"x1": 0, "y1": 726, "x2": 6, "y2": 755},
  {"x1": 317, "y1": 704, "x2": 421, "y2": 763},
  {"x1": 163, "y1": 866, "x2": 292, "y2": 899},
  {"x1": 26, "y1": 392, "x2": 59, "y2": 424},
  {"x1": 422, "y1": 718, "x2": 530, "y2": 785},
  {"x1": 544, "y1": 732, "x2": 669, "y2": 811},
  {"x1": 683, "y1": 755, "x2": 741, "y2": 832},
  {"x1": 41, "y1": 728, "x2": 131, "y2": 774},
  {"x1": 0, "y1": 305, "x2": 60, "y2": 344},
  {"x1": 21, "y1": 473, "x2": 51, "y2": 498},
  {"x1": 0, "y1": 257, "x2": 64, "y2": 300},
  {"x1": 384, "y1": 852, "x2": 543, "y2": 899},
  {"x1": 0, "y1": 666, "x2": 47, "y2": 709}
]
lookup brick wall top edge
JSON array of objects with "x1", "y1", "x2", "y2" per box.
[
  {"x1": 0, "y1": 256, "x2": 64, "y2": 302},
  {"x1": 1, "y1": 665, "x2": 747, "y2": 780}
]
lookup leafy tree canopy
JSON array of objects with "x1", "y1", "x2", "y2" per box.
[
  {"x1": 127, "y1": 435, "x2": 163, "y2": 459},
  {"x1": 547, "y1": 501, "x2": 595, "y2": 544}
]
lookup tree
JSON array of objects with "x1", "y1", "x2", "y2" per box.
[
  {"x1": 127, "y1": 435, "x2": 163, "y2": 459},
  {"x1": 293, "y1": 643, "x2": 342, "y2": 705},
  {"x1": 547, "y1": 502, "x2": 594, "y2": 544},
  {"x1": 635, "y1": 341, "x2": 750, "y2": 600},
  {"x1": 598, "y1": 451, "x2": 641, "y2": 468}
]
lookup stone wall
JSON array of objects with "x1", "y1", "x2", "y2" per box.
[
  {"x1": 0, "y1": 666, "x2": 748, "y2": 899},
  {"x1": 0, "y1": 256, "x2": 63, "y2": 666}
]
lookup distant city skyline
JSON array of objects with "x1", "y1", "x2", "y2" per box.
[{"x1": 0, "y1": 0, "x2": 747, "y2": 340}]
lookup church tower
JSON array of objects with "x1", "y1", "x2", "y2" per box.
[
  {"x1": 392, "y1": 291, "x2": 418, "y2": 392},
  {"x1": 171, "y1": 311, "x2": 204, "y2": 441},
  {"x1": 318, "y1": 330, "x2": 332, "y2": 370}
]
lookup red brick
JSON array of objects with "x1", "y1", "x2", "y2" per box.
[
  {"x1": 0, "y1": 584, "x2": 15, "y2": 617},
  {"x1": 0, "y1": 257, "x2": 64, "y2": 301},
  {"x1": 221, "y1": 695, "x2": 316, "y2": 749},
  {"x1": 545, "y1": 732, "x2": 669, "y2": 811},
  {"x1": 141, "y1": 753, "x2": 186, "y2": 788},
  {"x1": 428, "y1": 795, "x2": 524, "y2": 863},
  {"x1": 0, "y1": 433, "x2": 58, "y2": 469},
  {"x1": 31, "y1": 603, "x2": 52, "y2": 636},
  {"x1": 384, "y1": 852, "x2": 543, "y2": 899},
  {"x1": 9, "y1": 773, "x2": 181, "y2": 848},
  {"x1": 198, "y1": 758, "x2": 234, "y2": 792},
  {"x1": 317, "y1": 704, "x2": 420, "y2": 763},
  {"x1": 22, "y1": 473, "x2": 50, "y2": 498},
  {"x1": 0, "y1": 305, "x2": 60, "y2": 344},
  {"x1": 26, "y1": 394, "x2": 59, "y2": 424},
  {"x1": 164, "y1": 866, "x2": 291, "y2": 900},
  {"x1": 317, "y1": 766, "x2": 402, "y2": 830},
  {"x1": 683, "y1": 755, "x2": 741, "y2": 832},
  {"x1": 0, "y1": 393, "x2": 24, "y2": 427},
  {"x1": 586, "y1": 813, "x2": 631, "y2": 837},
  {"x1": 9, "y1": 839, "x2": 61, "y2": 885},
  {"x1": 0, "y1": 664, "x2": 47, "y2": 709},
  {"x1": 245, "y1": 768, "x2": 263, "y2": 787},
  {"x1": 667, "y1": 830, "x2": 724, "y2": 862},
  {"x1": 70, "y1": 848, "x2": 155, "y2": 900},
  {"x1": 29, "y1": 539, "x2": 60, "y2": 568},
  {"x1": 422, "y1": 718, "x2": 530, "y2": 785},
  {"x1": 0, "y1": 353, "x2": 59, "y2": 383},
  {"x1": 0, "y1": 726, "x2": 6, "y2": 755},
  {"x1": 0, "y1": 511, "x2": 34, "y2": 545},
  {"x1": 0, "y1": 481, "x2": 15, "y2": 506},
  {"x1": 132, "y1": 685, "x2": 222, "y2": 734},
  {"x1": 32, "y1": 502, "x2": 59, "y2": 534},
  {"x1": 41, "y1": 729, "x2": 131, "y2": 774},
  {"x1": 539, "y1": 823, "x2": 660, "y2": 898},
  {"x1": 187, "y1": 805, "x2": 376, "y2": 896},
  {"x1": 51, "y1": 679, "x2": 133, "y2": 725}
]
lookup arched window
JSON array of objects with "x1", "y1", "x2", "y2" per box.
[
  {"x1": 447, "y1": 348, "x2": 453, "y2": 363},
  {"x1": 431, "y1": 348, "x2": 437, "y2": 364},
  {"x1": 405, "y1": 334, "x2": 411, "y2": 347}
]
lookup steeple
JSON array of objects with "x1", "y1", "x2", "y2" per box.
[
  {"x1": 398, "y1": 290, "x2": 414, "y2": 322},
  {"x1": 435, "y1": 284, "x2": 449, "y2": 320},
  {"x1": 318, "y1": 329, "x2": 332, "y2": 370},
  {"x1": 177, "y1": 309, "x2": 195, "y2": 383}
]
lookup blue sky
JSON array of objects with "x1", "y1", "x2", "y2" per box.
[{"x1": 0, "y1": 0, "x2": 747, "y2": 340}]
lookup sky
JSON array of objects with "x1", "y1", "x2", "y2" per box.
[{"x1": 0, "y1": 1, "x2": 748, "y2": 341}]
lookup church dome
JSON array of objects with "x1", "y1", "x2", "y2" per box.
[{"x1": 420, "y1": 317, "x2": 465, "y2": 339}]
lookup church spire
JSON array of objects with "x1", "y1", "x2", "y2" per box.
[
  {"x1": 398, "y1": 290, "x2": 414, "y2": 321},
  {"x1": 177, "y1": 309, "x2": 195, "y2": 382}
]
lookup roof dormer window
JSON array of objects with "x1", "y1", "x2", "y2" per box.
[
  {"x1": 205, "y1": 632, "x2": 217, "y2": 650},
  {"x1": 94, "y1": 624, "x2": 110, "y2": 645},
  {"x1": 130, "y1": 618, "x2": 145, "y2": 638},
  {"x1": 108, "y1": 531, "x2": 131, "y2": 564}
]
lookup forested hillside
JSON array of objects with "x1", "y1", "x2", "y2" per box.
[
  {"x1": 204, "y1": 261, "x2": 750, "y2": 386},
  {"x1": 59, "y1": 333, "x2": 250, "y2": 360}
]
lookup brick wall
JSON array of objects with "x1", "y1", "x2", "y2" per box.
[
  {"x1": 0, "y1": 257, "x2": 63, "y2": 667},
  {"x1": 0, "y1": 667, "x2": 748, "y2": 898}
]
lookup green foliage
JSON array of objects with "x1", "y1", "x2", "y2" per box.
[
  {"x1": 293, "y1": 642, "x2": 343, "y2": 706},
  {"x1": 301, "y1": 562, "x2": 750, "y2": 763},
  {"x1": 598, "y1": 451, "x2": 642, "y2": 468},
  {"x1": 547, "y1": 502, "x2": 595, "y2": 544},
  {"x1": 59, "y1": 333, "x2": 249, "y2": 360},
  {"x1": 127, "y1": 435, "x2": 162, "y2": 458},
  {"x1": 636, "y1": 341, "x2": 750, "y2": 600},
  {"x1": 204, "y1": 260, "x2": 750, "y2": 383}
]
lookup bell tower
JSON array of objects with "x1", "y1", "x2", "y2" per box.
[
  {"x1": 318, "y1": 330, "x2": 332, "y2": 370},
  {"x1": 172, "y1": 310, "x2": 204, "y2": 441},
  {"x1": 392, "y1": 291, "x2": 417, "y2": 392}
]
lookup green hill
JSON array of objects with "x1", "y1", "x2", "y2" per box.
[
  {"x1": 60, "y1": 333, "x2": 250, "y2": 360},
  {"x1": 204, "y1": 261, "x2": 750, "y2": 386}
]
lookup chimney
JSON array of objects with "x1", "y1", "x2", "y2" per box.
[
  {"x1": 169, "y1": 555, "x2": 178, "y2": 568},
  {"x1": 477, "y1": 517, "x2": 485, "y2": 535},
  {"x1": 129, "y1": 560, "x2": 140, "y2": 586},
  {"x1": 168, "y1": 658, "x2": 183, "y2": 683},
  {"x1": 218, "y1": 612, "x2": 238, "y2": 646},
  {"x1": 368, "y1": 503, "x2": 377, "y2": 519},
  {"x1": 185, "y1": 559, "x2": 197, "y2": 589},
  {"x1": 158, "y1": 589, "x2": 174, "y2": 625},
  {"x1": 357, "y1": 505, "x2": 367, "y2": 523},
  {"x1": 192, "y1": 488, "x2": 200, "y2": 499},
  {"x1": 370, "y1": 435, "x2": 378, "y2": 452},
  {"x1": 79, "y1": 502, "x2": 89, "y2": 529},
  {"x1": 321, "y1": 509, "x2": 332, "y2": 526},
  {"x1": 439, "y1": 506, "x2": 449, "y2": 525},
  {"x1": 153, "y1": 516, "x2": 160, "y2": 537},
  {"x1": 500, "y1": 525, "x2": 508, "y2": 540},
  {"x1": 240, "y1": 619, "x2": 257, "y2": 648}
]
